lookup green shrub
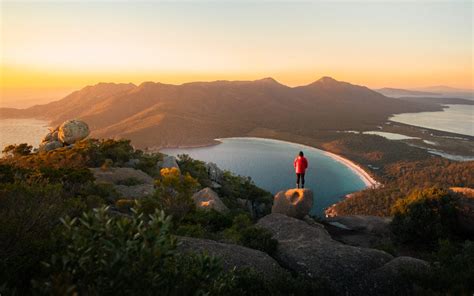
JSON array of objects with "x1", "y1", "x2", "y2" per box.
[
  {"x1": 115, "y1": 199, "x2": 136, "y2": 211},
  {"x1": 390, "y1": 187, "x2": 459, "y2": 247},
  {"x1": 2, "y1": 143, "x2": 32, "y2": 157},
  {"x1": 414, "y1": 240, "x2": 474, "y2": 294},
  {"x1": 175, "y1": 224, "x2": 206, "y2": 238},
  {"x1": 218, "y1": 172, "x2": 272, "y2": 216},
  {"x1": 135, "y1": 153, "x2": 163, "y2": 177},
  {"x1": 182, "y1": 209, "x2": 233, "y2": 232},
  {"x1": 34, "y1": 207, "x2": 236, "y2": 295},
  {"x1": 229, "y1": 268, "x2": 332, "y2": 296},
  {"x1": 239, "y1": 227, "x2": 278, "y2": 255},
  {"x1": 115, "y1": 177, "x2": 144, "y2": 186},
  {"x1": 0, "y1": 183, "x2": 85, "y2": 292},
  {"x1": 78, "y1": 183, "x2": 120, "y2": 203},
  {"x1": 224, "y1": 214, "x2": 278, "y2": 255},
  {"x1": 147, "y1": 167, "x2": 199, "y2": 221},
  {"x1": 177, "y1": 154, "x2": 211, "y2": 187}
]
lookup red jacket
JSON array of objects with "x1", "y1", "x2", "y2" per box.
[{"x1": 294, "y1": 156, "x2": 308, "y2": 174}]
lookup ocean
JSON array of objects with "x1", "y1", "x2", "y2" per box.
[
  {"x1": 389, "y1": 104, "x2": 474, "y2": 137},
  {"x1": 0, "y1": 118, "x2": 50, "y2": 151}
]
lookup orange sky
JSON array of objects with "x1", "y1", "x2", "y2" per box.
[{"x1": 1, "y1": 1, "x2": 472, "y2": 107}]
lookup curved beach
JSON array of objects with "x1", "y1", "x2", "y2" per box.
[
  {"x1": 216, "y1": 137, "x2": 380, "y2": 189},
  {"x1": 323, "y1": 151, "x2": 380, "y2": 188}
]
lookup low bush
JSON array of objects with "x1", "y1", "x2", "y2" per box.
[
  {"x1": 177, "y1": 154, "x2": 211, "y2": 187},
  {"x1": 390, "y1": 187, "x2": 459, "y2": 247},
  {"x1": 224, "y1": 214, "x2": 278, "y2": 255},
  {"x1": 414, "y1": 239, "x2": 474, "y2": 294},
  {"x1": 2, "y1": 143, "x2": 32, "y2": 157},
  {"x1": 137, "y1": 168, "x2": 199, "y2": 221},
  {"x1": 0, "y1": 183, "x2": 86, "y2": 292},
  {"x1": 33, "y1": 207, "x2": 236, "y2": 295},
  {"x1": 135, "y1": 153, "x2": 163, "y2": 177},
  {"x1": 115, "y1": 199, "x2": 136, "y2": 211},
  {"x1": 115, "y1": 177, "x2": 144, "y2": 186}
]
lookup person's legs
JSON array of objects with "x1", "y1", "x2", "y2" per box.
[
  {"x1": 301, "y1": 173, "x2": 305, "y2": 188},
  {"x1": 296, "y1": 173, "x2": 301, "y2": 188}
]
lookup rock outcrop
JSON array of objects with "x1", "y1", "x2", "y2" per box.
[
  {"x1": 323, "y1": 215, "x2": 392, "y2": 249},
  {"x1": 113, "y1": 184, "x2": 155, "y2": 199},
  {"x1": 192, "y1": 187, "x2": 229, "y2": 214},
  {"x1": 38, "y1": 140, "x2": 62, "y2": 152},
  {"x1": 324, "y1": 215, "x2": 392, "y2": 235},
  {"x1": 38, "y1": 119, "x2": 90, "y2": 152},
  {"x1": 205, "y1": 162, "x2": 224, "y2": 184},
  {"x1": 257, "y1": 213, "x2": 394, "y2": 295},
  {"x1": 271, "y1": 188, "x2": 313, "y2": 219},
  {"x1": 91, "y1": 167, "x2": 155, "y2": 185},
  {"x1": 58, "y1": 119, "x2": 90, "y2": 144},
  {"x1": 157, "y1": 155, "x2": 180, "y2": 171},
  {"x1": 90, "y1": 167, "x2": 155, "y2": 199},
  {"x1": 177, "y1": 236, "x2": 286, "y2": 280}
]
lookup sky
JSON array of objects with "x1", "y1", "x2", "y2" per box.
[{"x1": 0, "y1": 0, "x2": 473, "y2": 107}]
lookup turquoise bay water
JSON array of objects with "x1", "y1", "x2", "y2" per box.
[
  {"x1": 162, "y1": 138, "x2": 368, "y2": 216},
  {"x1": 389, "y1": 104, "x2": 474, "y2": 137}
]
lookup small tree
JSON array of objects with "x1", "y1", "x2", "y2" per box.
[
  {"x1": 390, "y1": 187, "x2": 459, "y2": 246},
  {"x1": 2, "y1": 143, "x2": 32, "y2": 157}
]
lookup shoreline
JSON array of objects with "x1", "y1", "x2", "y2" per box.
[
  {"x1": 214, "y1": 136, "x2": 379, "y2": 189},
  {"x1": 323, "y1": 150, "x2": 380, "y2": 188}
]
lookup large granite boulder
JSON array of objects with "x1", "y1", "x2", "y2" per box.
[
  {"x1": 177, "y1": 236, "x2": 286, "y2": 281},
  {"x1": 157, "y1": 155, "x2": 180, "y2": 170},
  {"x1": 205, "y1": 162, "x2": 224, "y2": 184},
  {"x1": 58, "y1": 120, "x2": 90, "y2": 144},
  {"x1": 91, "y1": 167, "x2": 155, "y2": 199},
  {"x1": 257, "y1": 213, "x2": 393, "y2": 295},
  {"x1": 324, "y1": 215, "x2": 392, "y2": 236},
  {"x1": 114, "y1": 184, "x2": 155, "y2": 199},
  {"x1": 38, "y1": 140, "x2": 62, "y2": 152},
  {"x1": 272, "y1": 188, "x2": 313, "y2": 219},
  {"x1": 42, "y1": 128, "x2": 59, "y2": 143},
  {"x1": 192, "y1": 187, "x2": 229, "y2": 214}
]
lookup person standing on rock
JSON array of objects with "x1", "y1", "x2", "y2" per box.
[{"x1": 294, "y1": 151, "x2": 308, "y2": 189}]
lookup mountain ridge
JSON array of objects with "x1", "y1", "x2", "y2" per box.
[{"x1": 0, "y1": 77, "x2": 442, "y2": 149}]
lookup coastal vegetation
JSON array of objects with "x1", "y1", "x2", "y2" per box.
[
  {"x1": 0, "y1": 139, "x2": 313, "y2": 295},
  {"x1": 1, "y1": 136, "x2": 473, "y2": 294}
]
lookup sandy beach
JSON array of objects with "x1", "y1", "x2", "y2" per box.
[{"x1": 323, "y1": 151, "x2": 380, "y2": 188}]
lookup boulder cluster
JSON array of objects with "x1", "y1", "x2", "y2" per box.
[{"x1": 39, "y1": 119, "x2": 90, "y2": 152}]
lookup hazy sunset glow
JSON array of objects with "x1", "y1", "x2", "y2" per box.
[{"x1": 1, "y1": 1, "x2": 472, "y2": 106}]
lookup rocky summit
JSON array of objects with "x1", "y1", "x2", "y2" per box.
[
  {"x1": 271, "y1": 188, "x2": 313, "y2": 219},
  {"x1": 256, "y1": 213, "x2": 427, "y2": 296}
]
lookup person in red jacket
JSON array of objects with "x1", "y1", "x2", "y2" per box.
[{"x1": 294, "y1": 151, "x2": 308, "y2": 188}]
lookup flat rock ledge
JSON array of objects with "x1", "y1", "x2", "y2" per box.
[
  {"x1": 256, "y1": 213, "x2": 427, "y2": 295},
  {"x1": 90, "y1": 167, "x2": 155, "y2": 185},
  {"x1": 176, "y1": 236, "x2": 286, "y2": 281}
]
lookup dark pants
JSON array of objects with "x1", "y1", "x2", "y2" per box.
[{"x1": 296, "y1": 173, "x2": 305, "y2": 188}]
